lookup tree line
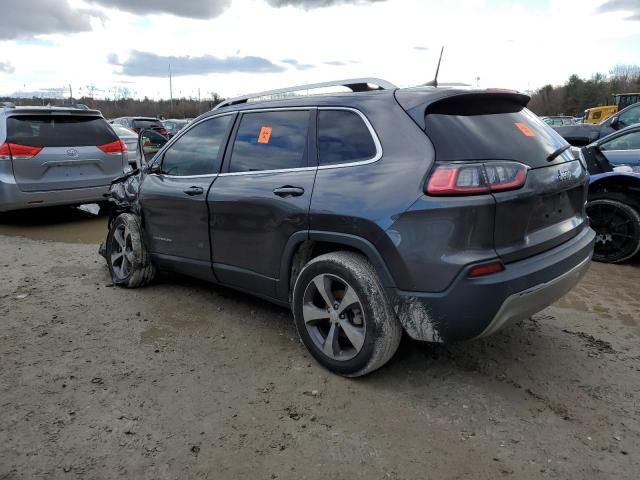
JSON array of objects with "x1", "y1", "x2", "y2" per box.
[
  {"x1": 527, "y1": 64, "x2": 640, "y2": 116},
  {"x1": 0, "y1": 93, "x2": 224, "y2": 120}
]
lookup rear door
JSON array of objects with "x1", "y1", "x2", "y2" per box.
[
  {"x1": 424, "y1": 97, "x2": 589, "y2": 262},
  {"x1": 208, "y1": 109, "x2": 316, "y2": 298},
  {"x1": 6, "y1": 113, "x2": 124, "y2": 192}
]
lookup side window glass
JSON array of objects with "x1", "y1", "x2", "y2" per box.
[
  {"x1": 318, "y1": 110, "x2": 377, "y2": 166},
  {"x1": 601, "y1": 131, "x2": 640, "y2": 151},
  {"x1": 161, "y1": 115, "x2": 232, "y2": 176},
  {"x1": 619, "y1": 105, "x2": 640, "y2": 128},
  {"x1": 229, "y1": 110, "x2": 309, "y2": 173}
]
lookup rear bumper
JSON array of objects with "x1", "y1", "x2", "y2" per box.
[
  {"x1": 0, "y1": 175, "x2": 109, "y2": 212},
  {"x1": 389, "y1": 227, "x2": 595, "y2": 342}
]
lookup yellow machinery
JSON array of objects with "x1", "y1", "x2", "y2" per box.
[{"x1": 583, "y1": 93, "x2": 640, "y2": 124}]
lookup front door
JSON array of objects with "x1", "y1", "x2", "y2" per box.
[
  {"x1": 140, "y1": 114, "x2": 235, "y2": 263},
  {"x1": 209, "y1": 109, "x2": 317, "y2": 299}
]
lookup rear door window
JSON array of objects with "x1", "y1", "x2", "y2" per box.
[
  {"x1": 424, "y1": 97, "x2": 568, "y2": 168},
  {"x1": 6, "y1": 115, "x2": 117, "y2": 147},
  {"x1": 161, "y1": 115, "x2": 232, "y2": 176},
  {"x1": 318, "y1": 110, "x2": 377, "y2": 165},
  {"x1": 228, "y1": 110, "x2": 310, "y2": 173}
]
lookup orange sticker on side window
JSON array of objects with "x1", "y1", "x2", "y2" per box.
[
  {"x1": 515, "y1": 122, "x2": 536, "y2": 137},
  {"x1": 258, "y1": 126, "x2": 272, "y2": 144}
]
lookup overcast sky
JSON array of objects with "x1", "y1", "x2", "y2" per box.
[{"x1": 0, "y1": 0, "x2": 639, "y2": 100}]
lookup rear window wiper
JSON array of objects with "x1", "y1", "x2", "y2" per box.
[{"x1": 547, "y1": 144, "x2": 571, "y2": 162}]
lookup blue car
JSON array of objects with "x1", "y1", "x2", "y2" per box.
[{"x1": 582, "y1": 131, "x2": 640, "y2": 262}]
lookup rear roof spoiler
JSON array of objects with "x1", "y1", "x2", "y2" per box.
[
  {"x1": 5, "y1": 107, "x2": 103, "y2": 116},
  {"x1": 395, "y1": 88, "x2": 530, "y2": 130}
]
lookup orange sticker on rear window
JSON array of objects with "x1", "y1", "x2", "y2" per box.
[
  {"x1": 258, "y1": 126, "x2": 272, "y2": 144},
  {"x1": 515, "y1": 122, "x2": 536, "y2": 137}
]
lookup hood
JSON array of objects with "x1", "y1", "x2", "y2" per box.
[{"x1": 552, "y1": 124, "x2": 603, "y2": 146}]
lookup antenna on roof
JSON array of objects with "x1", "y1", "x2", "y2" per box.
[{"x1": 422, "y1": 46, "x2": 444, "y2": 88}]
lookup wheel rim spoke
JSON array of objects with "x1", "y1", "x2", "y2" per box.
[
  {"x1": 313, "y1": 275, "x2": 334, "y2": 308},
  {"x1": 303, "y1": 303, "x2": 330, "y2": 323},
  {"x1": 339, "y1": 319, "x2": 365, "y2": 351},
  {"x1": 336, "y1": 285, "x2": 359, "y2": 315},
  {"x1": 323, "y1": 322, "x2": 339, "y2": 359}
]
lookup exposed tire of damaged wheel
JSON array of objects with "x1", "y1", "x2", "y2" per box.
[
  {"x1": 292, "y1": 251, "x2": 402, "y2": 377},
  {"x1": 587, "y1": 193, "x2": 640, "y2": 264},
  {"x1": 105, "y1": 213, "x2": 155, "y2": 288}
]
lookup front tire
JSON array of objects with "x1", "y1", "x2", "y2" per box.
[
  {"x1": 586, "y1": 194, "x2": 640, "y2": 263},
  {"x1": 106, "y1": 213, "x2": 156, "y2": 287},
  {"x1": 292, "y1": 252, "x2": 402, "y2": 377}
]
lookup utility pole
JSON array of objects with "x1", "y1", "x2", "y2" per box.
[
  {"x1": 169, "y1": 64, "x2": 173, "y2": 114},
  {"x1": 69, "y1": 84, "x2": 73, "y2": 101}
]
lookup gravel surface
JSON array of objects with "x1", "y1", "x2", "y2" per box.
[{"x1": 1, "y1": 231, "x2": 639, "y2": 479}]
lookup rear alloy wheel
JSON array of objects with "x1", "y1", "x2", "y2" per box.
[
  {"x1": 106, "y1": 213, "x2": 155, "y2": 287},
  {"x1": 586, "y1": 197, "x2": 640, "y2": 263},
  {"x1": 292, "y1": 252, "x2": 402, "y2": 377}
]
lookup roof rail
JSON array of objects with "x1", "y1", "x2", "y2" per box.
[{"x1": 213, "y1": 77, "x2": 397, "y2": 110}]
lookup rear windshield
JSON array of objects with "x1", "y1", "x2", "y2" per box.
[
  {"x1": 7, "y1": 115, "x2": 117, "y2": 147},
  {"x1": 132, "y1": 119, "x2": 162, "y2": 128},
  {"x1": 424, "y1": 97, "x2": 568, "y2": 166}
]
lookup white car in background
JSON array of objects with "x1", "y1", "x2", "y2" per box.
[{"x1": 111, "y1": 125, "x2": 141, "y2": 169}]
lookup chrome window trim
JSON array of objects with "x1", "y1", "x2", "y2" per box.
[
  {"x1": 217, "y1": 106, "x2": 382, "y2": 177},
  {"x1": 317, "y1": 107, "x2": 382, "y2": 170}
]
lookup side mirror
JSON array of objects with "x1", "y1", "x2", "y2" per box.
[
  {"x1": 610, "y1": 116, "x2": 620, "y2": 129},
  {"x1": 138, "y1": 129, "x2": 168, "y2": 165}
]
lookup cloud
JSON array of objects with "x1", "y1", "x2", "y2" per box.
[
  {"x1": 87, "y1": 0, "x2": 231, "y2": 19},
  {"x1": 0, "y1": 0, "x2": 104, "y2": 40},
  {"x1": 109, "y1": 51, "x2": 286, "y2": 77},
  {"x1": 0, "y1": 62, "x2": 15, "y2": 74},
  {"x1": 596, "y1": 0, "x2": 640, "y2": 20},
  {"x1": 267, "y1": 0, "x2": 386, "y2": 8},
  {"x1": 281, "y1": 59, "x2": 315, "y2": 70},
  {"x1": 414, "y1": 46, "x2": 430, "y2": 51}
]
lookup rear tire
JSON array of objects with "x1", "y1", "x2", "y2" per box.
[
  {"x1": 292, "y1": 252, "x2": 402, "y2": 377},
  {"x1": 586, "y1": 193, "x2": 640, "y2": 263},
  {"x1": 106, "y1": 213, "x2": 155, "y2": 287}
]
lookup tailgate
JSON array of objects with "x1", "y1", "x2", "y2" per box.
[
  {"x1": 421, "y1": 92, "x2": 589, "y2": 263},
  {"x1": 7, "y1": 114, "x2": 124, "y2": 192}
]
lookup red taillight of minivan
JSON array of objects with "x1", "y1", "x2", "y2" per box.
[
  {"x1": 98, "y1": 140, "x2": 128, "y2": 155},
  {"x1": 426, "y1": 161, "x2": 528, "y2": 196},
  {"x1": 0, "y1": 143, "x2": 43, "y2": 161}
]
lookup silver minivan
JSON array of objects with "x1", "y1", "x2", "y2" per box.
[{"x1": 0, "y1": 106, "x2": 128, "y2": 212}]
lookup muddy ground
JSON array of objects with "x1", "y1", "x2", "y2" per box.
[{"x1": 1, "y1": 206, "x2": 639, "y2": 479}]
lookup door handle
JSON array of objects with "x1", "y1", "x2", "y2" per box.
[
  {"x1": 273, "y1": 186, "x2": 305, "y2": 197},
  {"x1": 183, "y1": 186, "x2": 204, "y2": 196}
]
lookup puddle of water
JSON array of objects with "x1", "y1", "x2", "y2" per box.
[{"x1": 0, "y1": 204, "x2": 108, "y2": 244}]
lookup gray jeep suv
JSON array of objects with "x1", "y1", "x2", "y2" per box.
[
  {"x1": 0, "y1": 106, "x2": 128, "y2": 212},
  {"x1": 103, "y1": 78, "x2": 595, "y2": 376}
]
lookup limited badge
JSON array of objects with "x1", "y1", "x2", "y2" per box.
[{"x1": 258, "y1": 126, "x2": 272, "y2": 144}]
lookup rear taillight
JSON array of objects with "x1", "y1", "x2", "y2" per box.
[
  {"x1": 426, "y1": 161, "x2": 528, "y2": 196},
  {"x1": 0, "y1": 143, "x2": 43, "y2": 160},
  {"x1": 98, "y1": 140, "x2": 127, "y2": 155},
  {"x1": 158, "y1": 128, "x2": 169, "y2": 137}
]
